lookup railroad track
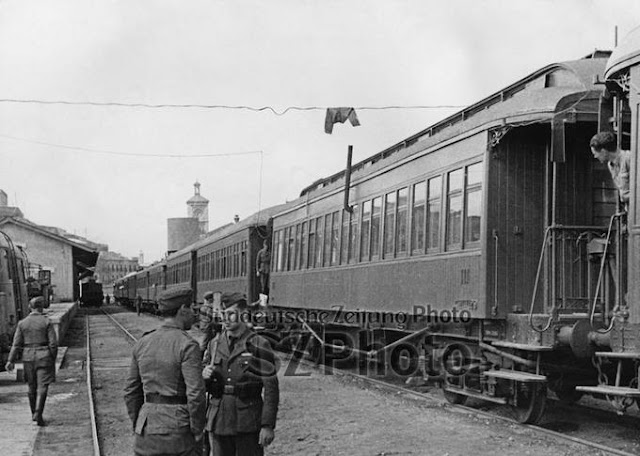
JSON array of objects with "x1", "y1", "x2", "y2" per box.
[
  {"x1": 282, "y1": 349, "x2": 640, "y2": 456},
  {"x1": 85, "y1": 308, "x2": 139, "y2": 456}
]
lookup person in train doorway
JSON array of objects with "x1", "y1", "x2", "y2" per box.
[
  {"x1": 124, "y1": 287, "x2": 206, "y2": 456},
  {"x1": 199, "y1": 291, "x2": 222, "y2": 353},
  {"x1": 202, "y1": 292, "x2": 279, "y2": 456},
  {"x1": 5, "y1": 296, "x2": 58, "y2": 426},
  {"x1": 136, "y1": 294, "x2": 143, "y2": 316},
  {"x1": 590, "y1": 131, "x2": 630, "y2": 213},
  {"x1": 255, "y1": 240, "x2": 271, "y2": 297}
]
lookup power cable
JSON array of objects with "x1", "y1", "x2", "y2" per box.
[{"x1": 0, "y1": 98, "x2": 465, "y2": 114}]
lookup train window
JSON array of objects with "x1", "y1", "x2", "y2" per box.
[
  {"x1": 427, "y1": 176, "x2": 442, "y2": 252},
  {"x1": 300, "y1": 222, "x2": 308, "y2": 270},
  {"x1": 323, "y1": 214, "x2": 332, "y2": 267},
  {"x1": 383, "y1": 192, "x2": 396, "y2": 258},
  {"x1": 315, "y1": 216, "x2": 324, "y2": 268},
  {"x1": 294, "y1": 224, "x2": 302, "y2": 270},
  {"x1": 288, "y1": 226, "x2": 296, "y2": 271},
  {"x1": 282, "y1": 227, "x2": 290, "y2": 271},
  {"x1": 397, "y1": 187, "x2": 408, "y2": 255},
  {"x1": 411, "y1": 182, "x2": 426, "y2": 254},
  {"x1": 446, "y1": 169, "x2": 464, "y2": 250},
  {"x1": 464, "y1": 162, "x2": 483, "y2": 246},
  {"x1": 330, "y1": 211, "x2": 340, "y2": 266},
  {"x1": 371, "y1": 197, "x2": 382, "y2": 260},
  {"x1": 340, "y1": 210, "x2": 349, "y2": 265},
  {"x1": 241, "y1": 244, "x2": 247, "y2": 276},
  {"x1": 308, "y1": 220, "x2": 316, "y2": 269},
  {"x1": 349, "y1": 204, "x2": 359, "y2": 263},
  {"x1": 360, "y1": 200, "x2": 372, "y2": 262}
]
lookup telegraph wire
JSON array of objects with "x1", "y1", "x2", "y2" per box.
[
  {"x1": 0, "y1": 98, "x2": 465, "y2": 115},
  {"x1": 0, "y1": 132, "x2": 261, "y2": 158}
]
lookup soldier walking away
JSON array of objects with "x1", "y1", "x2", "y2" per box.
[
  {"x1": 202, "y1": 292, "x2": 279, "y2": 456},
  {"x1": 136, "y1": 294, "x2": 143, "y2": 316},
  {"x1": 199, "y1": 291, "x2": 222, "y2": 353},
  {"x1": 255, "y1": 240, "x2": 271, "y2": 296},
  {"x1": 124, "y1": 287, "x2": 206, "y2": 456},
  {"x1": 5, "y1": 296, "x2": 58, "y2": 426}
]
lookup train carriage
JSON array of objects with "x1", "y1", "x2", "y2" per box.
[{"x1": 266, "y1": 52, "x2": 626, "y2": 422}]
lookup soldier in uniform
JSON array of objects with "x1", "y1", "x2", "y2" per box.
[
  {"x1": 124, "y1": 287, "x2": 206, "y2": 456},
  {"x1": 5, "y1": 296, "x2": 58, "y2": 426},
  {"x1": 255, "y1": 240, "x2": 271, "y2": 296},
  {"x1": 202, "y1": 292, "x2": 279, "y2": 456},
  {"x1": 199, "y1": 291, "x2": 222, "y2": 353}
]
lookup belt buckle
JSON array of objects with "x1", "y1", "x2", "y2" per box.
[{"x1": 223, "y1": 385, "x2": 235, "y2": 394}]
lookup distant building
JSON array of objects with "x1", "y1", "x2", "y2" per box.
[
  {"x1": 187, "y1": 181, "x2": 209, "y2": 233},
  {"x1": 167, "y1": 182, "x2": 211, "y2": 255},
  {"x1": 94, "y1": 251, "x2": 140, "y2": 296},
  {"x1": 0, "y1": 193, "x2": 99, "y2": 302}
]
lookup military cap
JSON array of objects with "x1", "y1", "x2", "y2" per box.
[
  {"x1": 158, "y1": 287, "x2": 192, "y2": 312},
  {"x1": 29, "y1": 296, "x2": 45, "y2": 308},
  {"x1": 203, "y1": 291, "x2": 214, "y2": 301},
  {"x1": 220, "y1": 292, "x2": 247, "y2": 309}
]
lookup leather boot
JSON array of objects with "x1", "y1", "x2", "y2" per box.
[
  {"x1": 34, "y1": 389, "x2": 48, "y2": 426},
  {"x1": 28, "y1": 391, "x2": 37, "y2": 421}
]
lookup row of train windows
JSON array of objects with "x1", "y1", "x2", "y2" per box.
[
  {"x1": 196, "y1": 241, "x2": 248, "y2": 282},
  {"x1": 167, "y1": 260, "x2": 191, "y2": 285},
  {"x1": 272, "y1": 162, "x2": 483, "y2": 272}
]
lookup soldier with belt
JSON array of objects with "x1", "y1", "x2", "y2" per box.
[
  {"x1": 124, "y1": 287, "x2": 206, "y2": 456},
  {"x1": 202, "y1": 292, "x2": 279, "y2": 456},
  {"x1": 5, "y1": 296, "x2": 58, "y2": 426}
]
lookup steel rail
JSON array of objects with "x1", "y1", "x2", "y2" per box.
[
  {"x1": 85, "y1": 314, "x2": 102, "y2": 456},
  {"x1": 283, "y1": 354, "x2": 639, "y2": 456},
  {"x1": 100, "y1": 308, "x2": 139, "y2": 343}
]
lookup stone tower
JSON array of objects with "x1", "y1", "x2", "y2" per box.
[{"x1": 187, "y1": 181, "x2": 209, "y2": 234}]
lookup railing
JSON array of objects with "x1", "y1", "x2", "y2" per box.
[{"x1": 529, "y1": 223, "x2": 617, "y2": 332}]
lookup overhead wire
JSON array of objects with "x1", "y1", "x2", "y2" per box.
[{"x1": 0, "y1": 98, "x2": 466, "y2": 114}]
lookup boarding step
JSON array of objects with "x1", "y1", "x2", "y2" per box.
[
  {"x1": 575, "y1": 385, "x2": 640, "y2": 398},
  {"x1": 482, "y1": 370, "x2": 547, "y2": 383},
  {"x1": 491, "y1": 341, "x2": 553, "y2": 352},
  {"x1": 594, "y1": 351, "x2": 640, "y2": 359},
  {"x1": 443, "y1": 386, "x2": 508, "y2": 404}
]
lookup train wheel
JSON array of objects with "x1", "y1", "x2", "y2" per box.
[{"x1": 511, "y1": 383, "x2": 547, "y2": 424}]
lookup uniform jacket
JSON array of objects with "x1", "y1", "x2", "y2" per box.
[
  {"x1": 8, "y1": 311, "x2": 58, "y2": 367},
  {"x1": 204, "y1": 326, "x2": 279, "y2": 435},
  {"x1": 256, "y1": 247, "x2": 271, "y2": 275},
  {"x1": 124, "y1": 322, "x2": 206, "y2": 436}
]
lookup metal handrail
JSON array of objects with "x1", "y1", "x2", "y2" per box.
[{"x1": 589, "y1": 213, "x2": 624, "y2": 333}]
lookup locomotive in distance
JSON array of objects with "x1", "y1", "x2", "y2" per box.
[{"x1": 116, "y1": 29, "x2": 640, "y2": 424}]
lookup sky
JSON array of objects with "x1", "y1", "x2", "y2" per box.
[{"x1": 1, "y1": 0, "x2": 640, "y2": 263}]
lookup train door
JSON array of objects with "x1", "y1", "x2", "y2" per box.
[{"x1": 190, "y1": 250, "x2": 198, "y2": 302}]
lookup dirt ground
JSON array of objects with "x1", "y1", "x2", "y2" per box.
[
  {"x1": 32, "y1": 307, "x2": 624, "y2": 456},
  {"x1": 268, "y1": 359, "x2": 611, "y2": 456}
]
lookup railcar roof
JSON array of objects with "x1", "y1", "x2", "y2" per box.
[
  {"x1": 166, "y1": 201, "x2": 296, "y2": 259},
  {"x1": 605, "y1": 25, "x2": 640, "y2": 79},
  {"x1": 299, "y1": 55, "x2": 608, "y2": 199}
]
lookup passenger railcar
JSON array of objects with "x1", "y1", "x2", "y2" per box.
[{"x1": 266, "y1": 51, "x2": 629, "y2": 422}]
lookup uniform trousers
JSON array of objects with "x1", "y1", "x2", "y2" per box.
[
  {"x1": 134, "y1": 430, "x2": 198, "y2": 456},
  {"x1": 216, "y1": 433, "x2": 262, "y2": 456}
]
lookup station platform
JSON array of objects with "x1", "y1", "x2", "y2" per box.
[
  {"x1": 0, "y1": 302, "x2": 76, "y2": 456},
  {"x1": 44, "y1": 302, "x2": 78, "y2": 343}
]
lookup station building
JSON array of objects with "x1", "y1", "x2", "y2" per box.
[{"x1": 0, "y1": 191, "x2": 101, "y2": 302}]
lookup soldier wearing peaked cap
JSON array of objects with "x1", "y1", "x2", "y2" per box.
[
  {"x1": 202, "y1": 292, "x2": 279, "y2": 456},
  {"x1": 124, "y1": 287, "x2": 207, "y2": 456},
  {"x1": 5, "y1": 296, "x2": 58, "y2": 426},
  {"x1": 199, "y1": 291, "x2": 221, "y2": 353}
]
